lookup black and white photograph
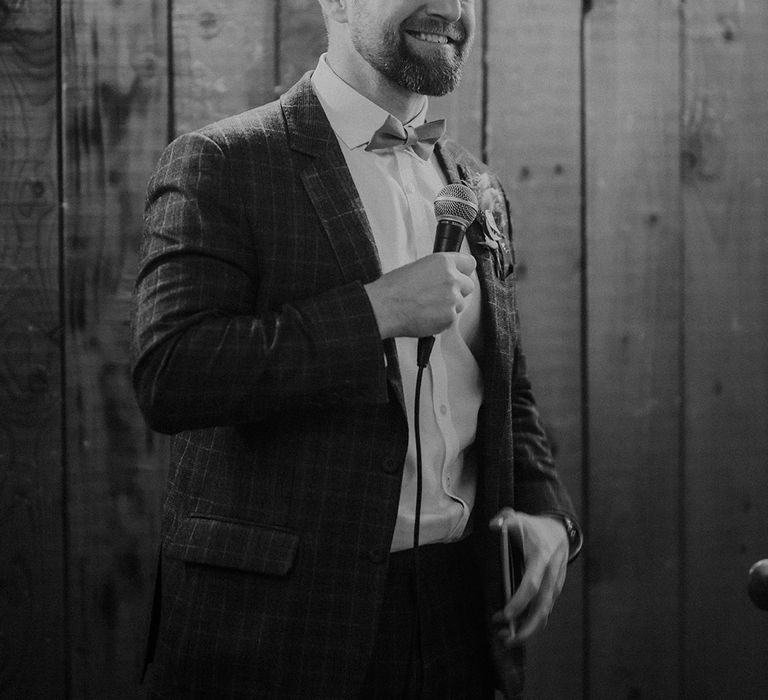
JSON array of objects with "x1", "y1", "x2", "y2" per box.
[{"x1": 1, "y1": 1, "x2": 766, "y2": 698}]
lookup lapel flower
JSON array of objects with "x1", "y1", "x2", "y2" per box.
[
  {"x1": 463, "y1": 170, "x2": 514, "y2": 278},
  {"x1": 463, "y1": 170, "x2": 508, "y2": 238}
]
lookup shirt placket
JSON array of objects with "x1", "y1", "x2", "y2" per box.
[
  {"x1": 430, "y1": 335, "x2": 470, "y2": 537},
  {"x1": 395, "y1": 149, "x2": 467, "y2": 533}
]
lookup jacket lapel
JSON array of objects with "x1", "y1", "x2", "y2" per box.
[
  {"x1": 280, "y1": 75, "x2": 405, "y2": 411},
  {"x1": 435, "y1": 140, "x2": 515, "y2": 384},
  {"x1": 281, "y1": 75, "x2": 382, "y2": 287},
  {"x1": 435, "y1": 141, "x2": 516, "y2": 519}
]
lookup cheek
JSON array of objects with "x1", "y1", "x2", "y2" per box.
[
  {"x1": 349, "y1": 6, "x2": 385, "y2": 43},
  {"x1": 461, "y1": 3, "x2": 477, "y2": 37}
]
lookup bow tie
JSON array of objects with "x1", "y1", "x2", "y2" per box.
[{"x1": 365, "y1": 114, "x2": 446, "y2": 160}]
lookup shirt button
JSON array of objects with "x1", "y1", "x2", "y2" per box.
[
  {"x1": 440, "y1": 404, "x2": 448, "y2": 416},
  {"x1": 367, "y1": 548, "x2": 386, "y2": 564},
  {"x1": 405, "y1": 182, "x2": 415, "y2": 194}
]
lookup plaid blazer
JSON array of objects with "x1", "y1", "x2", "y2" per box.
[{"x1": 132, "y1": 73, "x2": 577, "y2": 699}]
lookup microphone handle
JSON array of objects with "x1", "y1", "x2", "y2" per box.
[
  {"x1": 417, "y1": 219, "x2": 469, "y2": 367},
  {"x1": 432, "y1": 219, "x2": 467, "y2": 253}
]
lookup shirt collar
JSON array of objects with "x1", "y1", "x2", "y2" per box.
[{"x1": 310, "y1": 54, "x2": 429, "y2": 151}]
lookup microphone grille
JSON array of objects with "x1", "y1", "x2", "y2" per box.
[{"x1": 434, "y1": 183, "x2": 479, "y2": 227}]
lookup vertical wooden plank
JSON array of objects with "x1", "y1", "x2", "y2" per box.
[
  {"x1": 0, "y1": 0, "x2": 65, "y2": 696},
  {"x1": 277, "y1": 0, "x2": 326, "y2": 93},
  {"x1": 428, "y1": 0, "x2": 484, "y2": 156},
  {"x1": 584, "y1": 1, "x2": 683, "y2": 696},
  {"x1": 682, "y1": 0, "x2": 768, "y2": 695},
  {"x1": 485, "y1": 1, "x2": 584, "y2": 697},
  {"x1": 173, "y1": 0, "x2": 276, "y2": 134},
  {"x1": 61, "y1": 0, "x2": 169, "y2": 695}
]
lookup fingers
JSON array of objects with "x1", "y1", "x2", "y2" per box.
[
  {"x1": 437, "y1": 252, "x2": 476, "y2": 296},
  {"x1": 439, "y1": 253, "x2": 475, "y2": 315},
  {"x1": 489, "y1": 510, "x2": 570, "y2": 647},
  {"x1": 364, "y1": 252, "x2": 477, "y2": 338},
  {"x1": 510, "y1": 562, "x2": 560, "y2": 644},
  {"x1": 451, "y1": 251, "x2": 477, "y2": 276},
  {"x1": 493, "y1": 560, "x2": 560, "y2": 647}
]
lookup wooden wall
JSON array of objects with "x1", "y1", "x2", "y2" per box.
[{"x1": 1, "y1": 0, "x2": 766, "y2": 697}]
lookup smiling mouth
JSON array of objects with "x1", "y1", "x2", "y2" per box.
[{"x1": 405, "y1": 30, "x2": 453, "y2": 45}]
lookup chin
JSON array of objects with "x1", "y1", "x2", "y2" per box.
[{"x1": 399, "y1": 55, "x2": 463, "y2": 96}]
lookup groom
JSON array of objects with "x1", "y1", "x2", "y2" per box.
[{"x1": 132, "y1": 0, "x2": 581, "y2": 697}]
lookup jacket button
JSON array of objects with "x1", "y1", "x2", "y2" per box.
[
  {"x1": 367, "y1": 548, "x2": 386, "y2": 564},
  {"x1": 382, "y1": 457, "x2": 400, "y2": 474}
]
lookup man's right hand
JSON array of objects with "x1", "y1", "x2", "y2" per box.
[{"x1": 364, "y1": 252, "x2": 476, "y2": 339}]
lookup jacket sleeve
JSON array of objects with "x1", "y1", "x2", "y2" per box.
[
  {"x1": 492, "y1": 185, "x2": 582, "y2": 557},
  {"x1": 510, "y1": 346, "x2": 583, "y2": 559},
  {"x1": 130, "y1": 131, "x2": 388, "y2": 434}
]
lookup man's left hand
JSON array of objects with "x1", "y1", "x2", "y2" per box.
[{"x1": 489, "y1": 509, "x2": 569, "y2": 646}]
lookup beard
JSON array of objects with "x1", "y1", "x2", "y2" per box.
[{"x1": 350, "y1": 16, "x2": 473, "y2": 97}]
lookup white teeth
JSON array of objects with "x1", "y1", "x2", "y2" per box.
[{"x1": 412, "y1": 32, "x2": 449, "y2": 44}]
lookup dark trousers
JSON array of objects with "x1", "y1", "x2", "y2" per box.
[{"x1": 359, "y1": 536, "x2": 495, "y2": 699}]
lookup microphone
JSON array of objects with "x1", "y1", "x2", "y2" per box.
[
  {"x1": 432, "y1": 182, "x2": 480, "y2": 252},
  {"x1": 417, "y1": 183, "x2": 479, "y2": 367}
]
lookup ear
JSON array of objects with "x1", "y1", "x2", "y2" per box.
[{"x1": 317, "y1": 0, "x2": 349, "y2": 24}]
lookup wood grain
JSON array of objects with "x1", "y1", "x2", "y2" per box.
[
  {"x1": 276, "y1": 0, "x2": 326, "y2": 93},
  {"x1": 173, "y1": 0, "x2": 276, "y2": 134},
  {"x1": 584, "y1": 1, "x2": 683, "y2": 696},
  {"x1": 60, "y1": 0, "x2": 169, "y2": 695},
  {"x1": 682, "y1": 0, "x2": 768, "y2": 695},
  {"x1": 0, "y1": 0, "x2": 65, "y2": 696},
  {"x1": 3, "y1": 0, "x2": 768, "y2": 696},
  {"x1": 485, "y1": 1, "x2": 584, "y2": 696},
  {"x1": 428, "y1": 0, "x2": 484, "y2": 156}
]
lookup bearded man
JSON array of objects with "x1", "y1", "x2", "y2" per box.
[{"x1": 131, "y1": 1, "x2": 582, "y2": 697}]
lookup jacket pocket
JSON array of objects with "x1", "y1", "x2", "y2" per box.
[{"x1": 165, "y1": 513, "x2": 299, "y2": 576}]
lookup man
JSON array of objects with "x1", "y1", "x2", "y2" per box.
[{"x1": 131, "y1": 0, "x2": 582, "y2": 697}]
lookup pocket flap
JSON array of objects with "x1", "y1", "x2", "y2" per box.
[{"x1": 166, "y1": 515, "x2": 299, "y2": 576}]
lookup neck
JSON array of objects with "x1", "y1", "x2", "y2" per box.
[{"x1": 325, "y1": 49, "x2": 426, "y2": 124}]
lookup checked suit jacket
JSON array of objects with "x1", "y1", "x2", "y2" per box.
[{"x1": 131, "y1": 73, "x2": 578, "y2": 699}]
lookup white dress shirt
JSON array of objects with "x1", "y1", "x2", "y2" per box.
[{"x1": 311, "y1": 55, "x2": 484, "y2": 552}]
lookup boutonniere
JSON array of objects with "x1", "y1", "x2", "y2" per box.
[
  {"x1": 464, "y1": 171, "x2": 507, "y2": 232},
  {"x1": 463, "y1": 171, "x2": 514, "y2": 278}
]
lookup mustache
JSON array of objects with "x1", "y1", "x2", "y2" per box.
[{"x1": 401, "y1": 18, "x2": 467, "y2": 43}]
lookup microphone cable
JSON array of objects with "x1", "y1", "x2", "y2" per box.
[
  {"x1": 412, "y1": 337, "x2": 436, "y2": 551},
  {"x1": 413, "y1": 362, "x2": 426, "y2": 551},
  {"x1": 410, "y1": 183, "x2": 478, "y2": 552}
]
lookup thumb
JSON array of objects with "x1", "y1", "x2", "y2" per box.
[
  {"x1": 453, "y1": 252, "x2": 477, "y2": 275},
  {"x1": 490, "y1": 508, "x2": 527, "y2": 560}
]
